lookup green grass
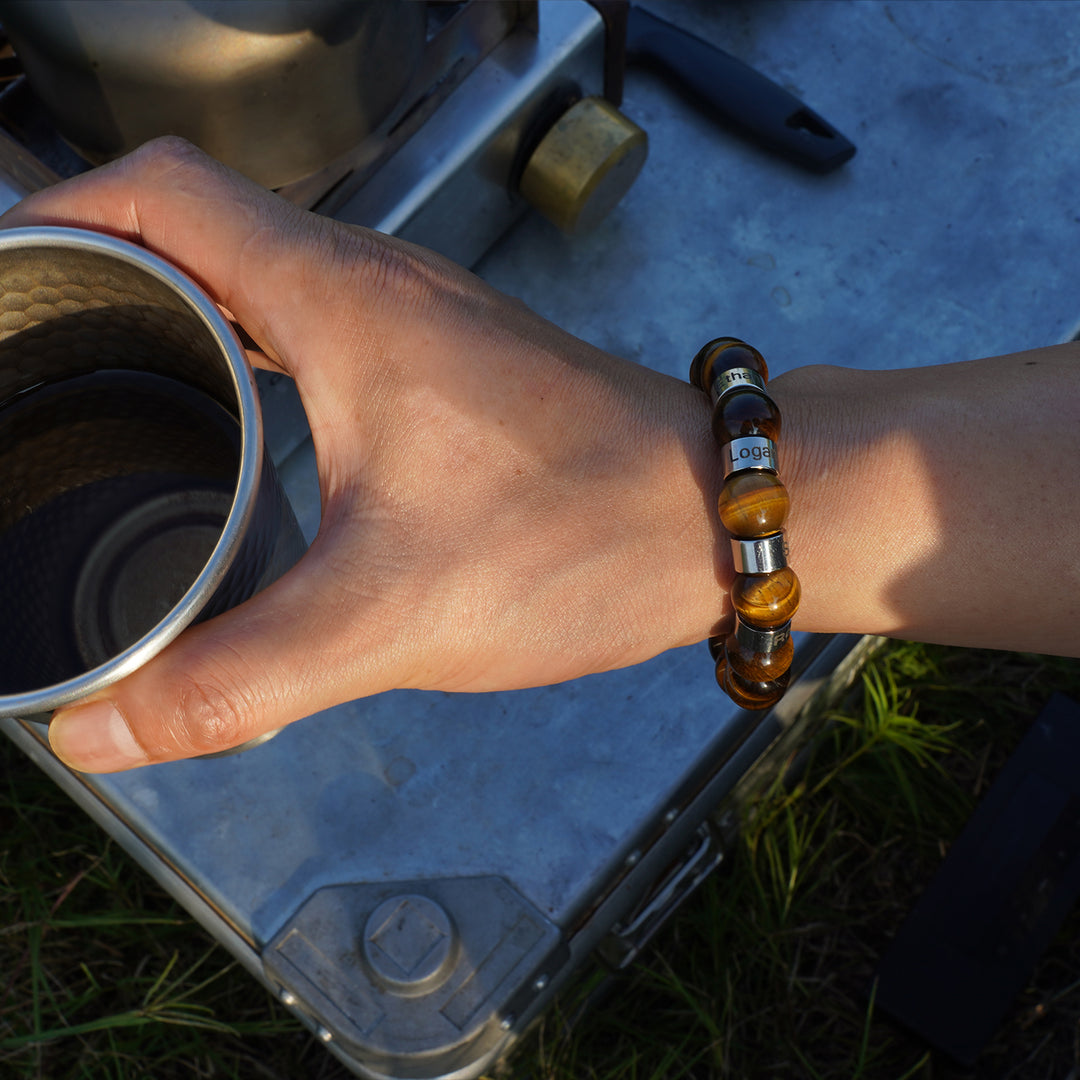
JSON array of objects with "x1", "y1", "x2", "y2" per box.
[{"x1": 2, "y1": 642, "x2": 1080, "y2": 1079}]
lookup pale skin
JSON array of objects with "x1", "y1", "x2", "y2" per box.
[{"x1": 0, "y1": 138, "x2": 1076, "y2": 772}]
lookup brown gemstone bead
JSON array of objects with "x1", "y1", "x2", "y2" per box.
[
  {"x1": 718, "y1": 472, "x2": 790, "y2": 537},
  {"x1": 690, "y1": 337, "x2": 768, "y2": 395},
  {"x1": 731, "y1": 567, "x2": 801, "y2": 628},
  {"x1": 718, "y1": 665, "x2": 790, "y2": 710},
  {"x1": 724, "y1": 631, "x2": 794, "y2": 683},
  {"x1": 713, "y1": 648, "x2": 727, "y2": 685},
  {"x1": 710, "y1": 388, "x2": 781, "y2": 446}
]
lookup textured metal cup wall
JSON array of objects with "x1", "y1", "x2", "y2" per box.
[{"x1": 0, "y1": 244, "x2": 234, "y2": 405}]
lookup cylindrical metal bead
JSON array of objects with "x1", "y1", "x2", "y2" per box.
[
  {"x1": 731, "y1": 567, "x2": 800, "y2": 628},
  {"x1": 721, "y1": 436, "x2": 778, "y2": 478},
  {"x1": 690, "y1": 337, "x2": 769, "y2": 393},
  {"x1": 731, "y1": 531, "x2": 788, "y2": 575},
  {"x1": 733, "y1": 617, "x2": 791, "y2": 654},
  {"x1": 705, "y1": 366, "x2": 767, "y2": 407},
  {"x1": 718, "y1": 471, "x2": 789, "y2": 537},
  {"x1": 711, "y1": 388, "x2": 781, "y2": 446}
]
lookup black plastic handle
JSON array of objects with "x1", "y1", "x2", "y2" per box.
[{"x1": 626, "y1": 5, "x2": 856, "y2": 173}]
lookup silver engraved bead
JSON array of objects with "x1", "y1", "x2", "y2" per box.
[
  {"x1": 706, "y1": 366, "x2": 768, "y2": 406},
  {"x1": 730, "y1": 531, "x2": 788, "y2": 575},
  {"x1": 721, "y1": 436, "x2": 778, "y2": 477},
  {"x1": 734, "y1": 616, "x2": 791, "y2": 654}
]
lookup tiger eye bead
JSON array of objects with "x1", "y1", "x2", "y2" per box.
[
  {"x1": 731, "y1": 567, "x2": 801, "y2": 629},
  {"x1": 690, "y1": 337, "x2": 769, "y2": 395},
  {"x1": 711, "y1": 388, "x2": 781, "y2": 446},
  {"x1": 717, "y1": 665, "x2": 790, "y2": 710},
  {"x1": 713, "y1": 647, "x2": 727, "y2": 683},
  {"x1": 718, "y1": 471, "x2": 790, "y2": 537},
  {"x1": 724, "y1": 631, "x2": 794, "y2": 684}
]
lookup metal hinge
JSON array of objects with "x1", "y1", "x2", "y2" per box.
[{"x1": 599, "y1": 819, "x2": 726, "y2": 970}]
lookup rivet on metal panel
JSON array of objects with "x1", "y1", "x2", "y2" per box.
[
  {"x1": 279, "y1": 989, "x2": 298, "y2": 1007},
  {"x1": 663, "y1": 808, "x2": 679, "y2": 825},
  {"x1": 500, "y1": 1015, "x2": 516, "y2": 1032},
  {"x1": 533, "y1": 974, "x2": 549, "y2": 992},
  {"x1": 316, "y1": 1025, "x2": 334, "y2": 1043},
  {"x1": 624, "y1": 850, "x2": 641, "y2": 868}
]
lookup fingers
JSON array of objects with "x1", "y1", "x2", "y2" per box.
[
  {"x1": 0, "y1": 137, "x2": 362, "y2": 378},
  {"x1": 0, "y1": 136, "x2": 483, "y2": 420},
  {"x1": 1, "y1": 138, "x2": 265, "y2": 303}
]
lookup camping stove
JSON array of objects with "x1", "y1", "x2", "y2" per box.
[{"x1": 0, "y1": 1, "x2": 643, "y2": 266}]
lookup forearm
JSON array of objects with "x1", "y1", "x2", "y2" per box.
[{"x1": 770, "y1": 344, "x2": 1080, "y2": 655}]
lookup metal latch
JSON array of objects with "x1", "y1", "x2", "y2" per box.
[{"x1": 600, "y1": 819, "x2": 726, "y2": 970}]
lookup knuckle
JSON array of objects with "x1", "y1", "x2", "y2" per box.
[
  {"x1": 127, "y1": 135, "x2": 211, "y2": 178},
  {"x1": 169, "y1": 666, "x2": 259, "y2": 756},
  {"x1": 124, "y1": 136, "x2": 254, "y2": 212}
]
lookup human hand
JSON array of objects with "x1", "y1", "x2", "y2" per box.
[{"x1": 0, "y1": 138, "x2": 731, "y2": 771}]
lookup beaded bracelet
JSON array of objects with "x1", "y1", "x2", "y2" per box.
[{"x1": 690, "y1": 337, "x2": 800, "y2": 710}]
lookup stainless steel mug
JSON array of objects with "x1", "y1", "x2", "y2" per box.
[{"x1": 0, "y1": 226, "x2": 306, "y2": 738}]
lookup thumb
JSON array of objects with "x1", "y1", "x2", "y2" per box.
[{"x1": 45, "y1": 550, "x2": 389, "y2": 771}]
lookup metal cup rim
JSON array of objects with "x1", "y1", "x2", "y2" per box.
[{"x1": 0, "y1": 224, "x2": 263, "y2": 717}]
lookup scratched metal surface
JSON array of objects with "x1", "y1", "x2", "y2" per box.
[
  {"x1": 57, "y1": 0, "x2": 1080, "y2": 948},
  {"x1": 478, "y1": 0, "x2": 1080, "y2": 369}
]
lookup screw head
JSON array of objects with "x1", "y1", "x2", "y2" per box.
[{"x1": 363, "y1": 894, "x2": 456, "y2": 993}]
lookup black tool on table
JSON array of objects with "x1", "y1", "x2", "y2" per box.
[{"x1": 624, "y1": 4, "x2": 855, "y2": 174}]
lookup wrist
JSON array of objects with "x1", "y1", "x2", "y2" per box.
[
  {"x1": 609, "y1": 368, "x2": 733, "y2": 661},
  {"x1": 768, "y1": 363, "x2": 899, "y2": 637}
]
